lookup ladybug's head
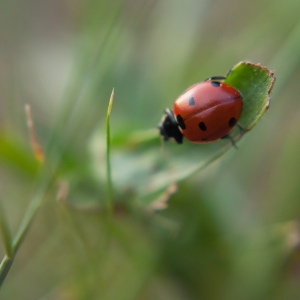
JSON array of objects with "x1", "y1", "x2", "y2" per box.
[{"x1": 158, "y1": 108, "x2": 183, "y2": 144}]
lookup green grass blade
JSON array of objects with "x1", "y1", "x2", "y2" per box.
[
  {"x1": 0, "y1": 204, "x2": 12, "y2": 258},
  {"x1": 0, "y1": 256, "x2": 13, "y2": 289},
  {"x1": 105, "y1": 88, "x2": 115, "y2": 215}
]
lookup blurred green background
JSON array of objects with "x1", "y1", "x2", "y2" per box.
[{"x1": 1, "y1": 0, "x2": 300, "y2": 299}]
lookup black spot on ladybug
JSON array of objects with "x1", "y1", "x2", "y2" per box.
[
  {"x1": 201, "y1": 138, "x2": 208, "y2": 141},
  {"x1": 198, "y1": 122, "x2": 207, "y2": 131},
  {"x1": 176, "y1": 114, "x2": 186, "y2": 130},
  {"x1": 211, "y1": 81, "x2": 221, "y2": 87},
  {"x1": 189, "y1": 97, "x2": 195, "y2": 106},
  {"x1": 229, "y1": 117, "x2": 237, "y2": 128}
]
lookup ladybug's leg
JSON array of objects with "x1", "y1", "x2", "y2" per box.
[
  {"x1": 222, "y1": 124, "x2": 250, "y2": 148},
  {"x1": 226, "y1": 67, "x2": 233, "y2": 77},
  {"x1": 205, "y1": 76, "x2": 227, "y2": 81},
  {"x1": 221, "y1": 134, "x2": 238, "y2": 149},
  {"x1": 236, "y1": 123, "x2": 249, "y2": 136}
]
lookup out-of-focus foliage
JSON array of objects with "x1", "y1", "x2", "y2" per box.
[{"x1": 1, "y1": 0, "x2": 300, "y2": 299}]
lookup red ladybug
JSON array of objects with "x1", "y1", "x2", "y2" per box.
[{"x1": 159, "y1": 77, "x2": 243, "y2": 144}]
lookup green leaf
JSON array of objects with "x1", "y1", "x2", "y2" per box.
[
  {"x1": 86, "y1": 62, "x2": 276, "y2": 208},
  {"x1": 225, "y1": 61, "x2": 276, "y2": 130}
]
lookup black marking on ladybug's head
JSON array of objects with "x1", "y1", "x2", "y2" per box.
[
  {"x1": 211, "y1": 81, "x2": 221, "y2": 87},
  {"x1": 228, "y1": 117, "x2": 237, "y2": 128},
  {"x1": 198, "y1": 122, "x2": 207, "y2": 131},
  {"x1": 176, "y1": 114, "x2": 186, "y2": 130},
  {"x1": 158, "y1": 109, "x2": 183, "y2": 144},
  {"x1": 189, "y1": 97, "x2": 195, "y2": 106}
]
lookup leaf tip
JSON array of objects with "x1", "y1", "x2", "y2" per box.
[{"x1": 107, "y1": 88, "x2": 115, "y2": 116}]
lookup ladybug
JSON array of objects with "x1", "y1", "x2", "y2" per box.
[{"x1": 159, "y1": 76, "x2": 243, "y2": 144}]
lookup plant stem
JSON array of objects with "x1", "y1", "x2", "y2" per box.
[
  {"x1": 12, "y1": 188, "x2": 45, "y2": 253},
  {"x1": 105, "y1": 88, "x2": 115, "y2": 216},
  {"x1": 0, "y1": 176, "x2": 53, "y2": 289},
  {"x1": 0, "y1": 255, "x2": 13, "y2": 288},
  {"x1": 0, "y1": 203, "x2": 12, "y2": 258}
]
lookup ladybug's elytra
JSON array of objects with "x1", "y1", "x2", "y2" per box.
[{"x1": 159, "y1": 77, "x2": 243, "y2": 144}]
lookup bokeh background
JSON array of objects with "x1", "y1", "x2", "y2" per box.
[{"x1": 1, "y1": 0, "x2": 300, "y2": 299}]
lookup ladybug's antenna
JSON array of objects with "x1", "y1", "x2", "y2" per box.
[{"x1": 205, "y1": 76, "x2": 227, "y2": 81}]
